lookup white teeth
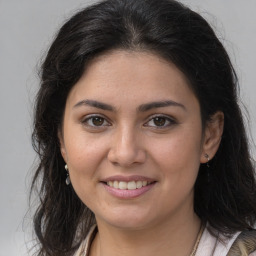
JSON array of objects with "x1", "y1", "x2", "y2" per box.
[
  {"x1": 119, "y1": 181, "x2": 127, "y2": 190},
  {"x1": 113, "y1": 181, "x2": 119, "y2": 188},
  {"x1": 127, "y1": 181, "x2": 136, "y2": 190},
  {"x1": 136, "y1": 181, "x2": 142, "y2": 188},
  {"x1": 106, "y1": 180, "x2": 151, "y2": 190}
]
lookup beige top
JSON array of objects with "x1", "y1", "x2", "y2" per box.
[
  {"x1": 74, "y1": 224, "x2": 256, "y2": 256},
  {"x1": 74, "y1": 225, "x2": 97, "y2": 256}
]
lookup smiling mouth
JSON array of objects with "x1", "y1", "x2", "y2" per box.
[{"x1": 105, "y1": 180, "x2": 155, "y2": 190}]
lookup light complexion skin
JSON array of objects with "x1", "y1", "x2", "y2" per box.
[{"x1": 59, "y1": 50, "x2": 224, "y2": 256}]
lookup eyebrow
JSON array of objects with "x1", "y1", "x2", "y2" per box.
[
  {"x1": 138, "y1": 100, "x2": 186, "y2": 112},
  {"x1": 73, "y1": 99, "x2": 115, "y2": 111},
  {"x1": 73, "y1": 99, "x2": 186, "y2": 112}
]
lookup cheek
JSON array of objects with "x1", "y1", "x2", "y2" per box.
[
  {"x1": 65, "y1": 136, "x2": 108, "y2": 206},
  {"x1": 66, "y1": 136, "x2": 107, "y2": 172},
  {"x1": 150, "y1": 127, "x2": 203, "y2": 180}
]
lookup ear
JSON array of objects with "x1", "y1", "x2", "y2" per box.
[
  {"x1": 200, "y1": 111, "x2": 224, "y2": 163},
  {"x1": 58, "y1": 130, "x2": 68, "y2": 163}
]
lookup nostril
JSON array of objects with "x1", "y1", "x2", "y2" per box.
[{"x1": 107, "y1": 147, "x2": 147, "y2": 167}]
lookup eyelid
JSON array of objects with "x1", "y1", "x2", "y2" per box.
[
  {"x1": 80, "y1": 113, "x2": 177, "y2": 129},
  {"x1": 143, "y1": 114, "x2": 177, "y2": 128},
  {"x1": 81, "y1": 114, "x2": 111, "y2": 127}
]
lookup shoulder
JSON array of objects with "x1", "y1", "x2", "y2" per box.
[
  {"x1": 196, "y1": 224, "x2": 256, "y2": 256},
  {"x1": 74, "y1": 225, "x2": 97, "y2": 256},
  {"x1": 227, "y1": 229, "x2": 256, "y2": 256}
]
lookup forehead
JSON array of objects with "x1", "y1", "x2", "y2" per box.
[{"x1": 66, "y1": 50, "x2": 198, "y2": 111}]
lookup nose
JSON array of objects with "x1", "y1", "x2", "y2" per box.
[{"x1": 107, "y1": 126, "x2": 146, "y2": 167}]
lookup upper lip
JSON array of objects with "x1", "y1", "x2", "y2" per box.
[{"x1": 101, "y1": 175, "x2": 156, "y2": 182}]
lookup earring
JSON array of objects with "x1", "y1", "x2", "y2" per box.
[
  {"x1": 205, "y1": 153, "x2": 210, "y2": 168},
  {"x1": 204, "y1": 153, "x2": 210, "y2": 182},
  {"x1": 65, "y1": 164, "x2": 71, "y2": 185}
]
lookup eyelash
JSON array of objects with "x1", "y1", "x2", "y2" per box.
[
  {"x1": 144, "y1": 115, "x2": 177, "y2": 129},
  {"x1": 81, "y1": 114, "x2": 177, "y2": 129},
  {"x1": 81, "y1": 114, "x2": 111, "y2": 128}
]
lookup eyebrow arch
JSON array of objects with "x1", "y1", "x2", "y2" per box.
[
  {"x1": 73, "y1": 99, "x2": 186, "y2": 112},
  {"x1": 73, "y1": 99, "x2": 115, "y2": 111},
  {"x1": 138, "y1": 100, "x2": 186, "y2": 112}
]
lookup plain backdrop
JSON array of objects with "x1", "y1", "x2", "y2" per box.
[{"x1": 0, "y1": 1, "x2": 255, "y2": 255}]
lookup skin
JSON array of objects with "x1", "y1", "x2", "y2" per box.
[{"x1": 59, "y1": 50, "x2": 224, "y2": 256}]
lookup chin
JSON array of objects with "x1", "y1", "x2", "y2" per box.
[
  {"x1": 96, "y1": 208, "x2": 155, "y2": 230},
  {"x1": 107, "y1": 219, "x2": 151, "y2": 231}
]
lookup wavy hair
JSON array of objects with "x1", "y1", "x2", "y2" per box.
[{"x1": 31, "y1": 0, "x2": 256, "y2": 255}]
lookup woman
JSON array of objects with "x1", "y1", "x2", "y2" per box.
[{"x1": 31, "y1": 0, "x2": 256, "y2": 255}]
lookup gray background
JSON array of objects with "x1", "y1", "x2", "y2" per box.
[{"x1": 0, "y1": 1, "x2": 255, "y2": 255}]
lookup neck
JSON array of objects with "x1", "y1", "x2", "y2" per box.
[{"x1": 90, "y1": 213, "x2": 201, "y2": 256}]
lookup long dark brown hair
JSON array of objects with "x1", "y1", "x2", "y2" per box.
[{"x1": 31, "y1": 0, "x2": 256, "y2": 255}]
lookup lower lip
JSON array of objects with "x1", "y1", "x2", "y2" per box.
[{"x1": 102, "y1": 182, "x2": 156, "y2": 199}]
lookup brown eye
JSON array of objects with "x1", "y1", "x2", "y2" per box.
[
  {"x1": 153, "y1": 117, "x2": 166, "y2": 126},
  {"x1": 92, "y1": 117, "x2": 104, "y2": 126},
  {"x1": 82, "y1": 115, "x2": 110, "y2": 127},
  {"x1": 144, "y1": 115, "x2": 177, "y2": 128}
]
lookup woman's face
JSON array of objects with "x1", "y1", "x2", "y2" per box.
[{"x1": 60, "y1": 50, "x2": 216, "y2": 230}]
